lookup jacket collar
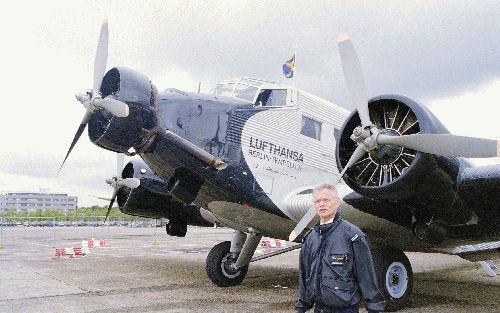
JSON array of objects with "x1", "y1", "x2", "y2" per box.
[{"x1": 313, "y1": 213, "x2": 342, "y2": 237}]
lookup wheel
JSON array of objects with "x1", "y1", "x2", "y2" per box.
[
  {"x1": 206, "y1": 241, "x2": 249, "y2": 287},
  {"x1": 371, "y1": 246, "x2": 413, "y2": 312}
]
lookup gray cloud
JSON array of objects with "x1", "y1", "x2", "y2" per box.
[
  {"x1": 113, "y1": 1, "x2": 500, "y2": 110},
  {"x1": 24, "y1": 1, "x2": 499, "y2": 108}
]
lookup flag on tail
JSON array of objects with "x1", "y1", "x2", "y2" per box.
[{"x1": 282, "y1": 53, "x2": 295, "y2": 78}]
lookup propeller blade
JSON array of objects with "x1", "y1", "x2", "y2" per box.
[
  {"x1": 118, "y1": 178, "x2": 140, "y2": 189},
  {"x1": 377, "y1": 134, "x2": 500, "y2": 158},
  {"x1": 57, "y1": 110, "x2": 92, "y2": 174},
  {"x1": 65, "y1": 21, "x2": 110, "y2": 176},
  {"x1": 288, "y1": 207, "x2": 317, "y2": 242},
  {"x1": 337, "y1": 34, "x2": 372, "y2": 128},
  {"x1": 94, "y1": 97, "x2": 129, "y2": 117},
  {"x1": 289, "y1": 145, "x2": 367, "y2": 241},
  {"x1": 117, "y1": 153, "x2": 124, "y2": 178},
  {"x1": 339, "y1": 145, "x2": 369, "y2": 174},
  {"x1": 94, "y1": 19, "x2": 109, "y2": 92},
  {"x1": 94, "y1": 195, "x2": 112, "y2": 201},
  {"x1": 104, "y1": 187, "x2": 118, "y2": 223}
]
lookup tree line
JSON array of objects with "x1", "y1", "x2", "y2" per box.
[{"x1": 0, "y1": 206, "x2": 147, "y2": 221}]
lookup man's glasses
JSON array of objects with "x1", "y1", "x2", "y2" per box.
[{"x1": 314, "y1": 198, "x2": 333, "y2": 204}]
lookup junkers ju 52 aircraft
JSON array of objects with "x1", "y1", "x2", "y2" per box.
[{"x1": 60, "y1": 21, "x2": 500, "y2": 311}]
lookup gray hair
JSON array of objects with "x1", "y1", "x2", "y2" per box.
[{"x1": 313, "y1": 183, "x2": 338, "y2": 197}]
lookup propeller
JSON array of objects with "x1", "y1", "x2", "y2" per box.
[
  {"x1": 58, "y1": 20, "x2": 129, "y2": 174},
  {"x1": 289, "y1": 33, "x2": 500, "y2": 241},
  {"x1": 336, "y1": 34, "x2": 500, "y2": 160},
  {"x1": 103, "y1": 153, "x2": 140, "y2": 223}
]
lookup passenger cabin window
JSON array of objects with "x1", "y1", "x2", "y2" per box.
[
  {"x1": 301, "y1": 116, "x2": 321, "y2": 140},
  {"x1": 254, "y1": 89, "x2": 287, "y2": 107}
]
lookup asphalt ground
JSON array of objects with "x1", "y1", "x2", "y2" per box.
[{"x1": 0, "y1": 226, "x2": 498, "y2": 313}]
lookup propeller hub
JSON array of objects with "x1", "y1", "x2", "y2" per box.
[
  {"x1": 350, "y1": 126, "x2": 371, "y2": 143},
  {"x1": 90, "y1": 90, "x2": 103, "y2": 102},
  {"x1": 370, "y1": 129, "x2": 403, "y2": 165},
  {"x1": 76, "y1": 90, "x2": 103, "y2": 110},
  {"x1": 75, "y1": 91, "x2": 91, "y2": 109},
  {"x1": 105, "y1": 176, "x2": 118, "y2": 187}
]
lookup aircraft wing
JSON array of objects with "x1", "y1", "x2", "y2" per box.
[
  {"x1": 342, "y1": 176, "x2": 500, "y2": 262},
  {"x1": 458, "y1": 164, "x2": 500, "y2": 215}
]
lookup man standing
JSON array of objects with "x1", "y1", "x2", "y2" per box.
[{"x1": 296, "y1": 183, "x2": 386, "y2": 313}]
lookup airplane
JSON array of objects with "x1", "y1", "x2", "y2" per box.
[{"x1": 60, "y1": 21, "x2": 500, "y2": 311}]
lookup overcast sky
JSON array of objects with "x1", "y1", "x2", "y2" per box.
[{"x1": 0, "y1": 1, "x2": 499, "y2": 207}]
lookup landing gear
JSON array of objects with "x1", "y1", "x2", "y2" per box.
[
  {"x1": 206, "y1": 241, "x2": 248, "y2": 286},
  {"x1": 372, "y1": 246, "x2": 413, "y2": 312},
  {"x1": 206, "y1": 231, "x2": 262, "y2": 287}
]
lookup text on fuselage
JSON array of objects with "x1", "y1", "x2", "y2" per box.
[{"x1": 249, "y1": 137, "x2": 304, "y2": 162}]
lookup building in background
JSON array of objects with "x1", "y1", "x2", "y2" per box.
[{"x1": 0, "y1": 191, "x2": 78, "y2": 212}]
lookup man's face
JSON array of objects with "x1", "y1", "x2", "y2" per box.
[{"x1": 313, "y1": 188, "x2": 340, "y2": 222}]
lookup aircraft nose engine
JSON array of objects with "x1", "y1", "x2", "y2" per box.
[{"x1": 88, "y1": 67, "x2": 158, "y2": 154}]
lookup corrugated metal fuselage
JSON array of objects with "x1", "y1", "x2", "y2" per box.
[
  {"x1": 137, "y1": 88, "x2": 383, "y2": 240},
  {"x1": 88, "y1": 68, "x2": 498, "y2": 249}
]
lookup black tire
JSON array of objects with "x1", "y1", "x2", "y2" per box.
[
  {"x1": 371, "y1": 246, "x2": 413, "y2": 312},
  {"x1": 206, "y1": 241, "x2": 249, "y2": 287}
]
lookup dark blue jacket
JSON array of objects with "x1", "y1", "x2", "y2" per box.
[{"x1": 296, "y1": 215, "x2": 386, "y2": 312}]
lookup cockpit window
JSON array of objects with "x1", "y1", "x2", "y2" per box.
[
  {"x1": 212, "y1": 79, "x2": 289, "y2": 106},
  {"x1": 240, "y1": 78, "x2": 263, "y2": 87},
  {"x1": 255, "y1": 89, "x2": 287, "y2": 107},
  {"x1": 213, "y1": 83, "x2": 235, "y2": 97},
  {"x1": 233, "y1": 83, "x2": 259, "y2": 102}
]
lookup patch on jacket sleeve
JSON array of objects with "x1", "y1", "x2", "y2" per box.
[{"x1": 350, "y1": 234, "x2": 359, "y2": 242}]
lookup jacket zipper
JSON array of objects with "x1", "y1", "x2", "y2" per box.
[{"x1": 316, "y1": 227, "x2": 325, "y2": 301}]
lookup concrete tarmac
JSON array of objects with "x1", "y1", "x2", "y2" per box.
[{"x1": 0, "y1": 226, "x2": 498, "y2": 313}]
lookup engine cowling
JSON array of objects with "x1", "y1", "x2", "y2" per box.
[
  {"x1": 337, "y1": 95, "x2": 489, "y2": 244},
  {"x1": 336, "y1": 94, "x2": 460, "y2": 200},
  {"x1": 115, "y1": 159, "x2": 213, "y2": 228},
  {"x1": 88, "y1": 67, "x2": 158, "y2": 153}
]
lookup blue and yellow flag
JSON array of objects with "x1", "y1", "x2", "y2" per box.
[{"x1": 282, "y1": 53, "x2": 295, "y2": 78}]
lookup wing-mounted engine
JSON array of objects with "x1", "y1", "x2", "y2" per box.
[
  {"x1": 336, "y1": 95, "x2": 481, "y2": 243},
  {"x1": 291, "y1": 35, "x2": 499, "y2": 244},
  {"x1": 115, "y1": 159, "x2": 215, "y2": 234},
  {"x1": 88, "y1": 67, "x2": 158, "y2": 153},
  {"x1": 337, "y1": 94, "x2": 460, "y2": 200}
]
